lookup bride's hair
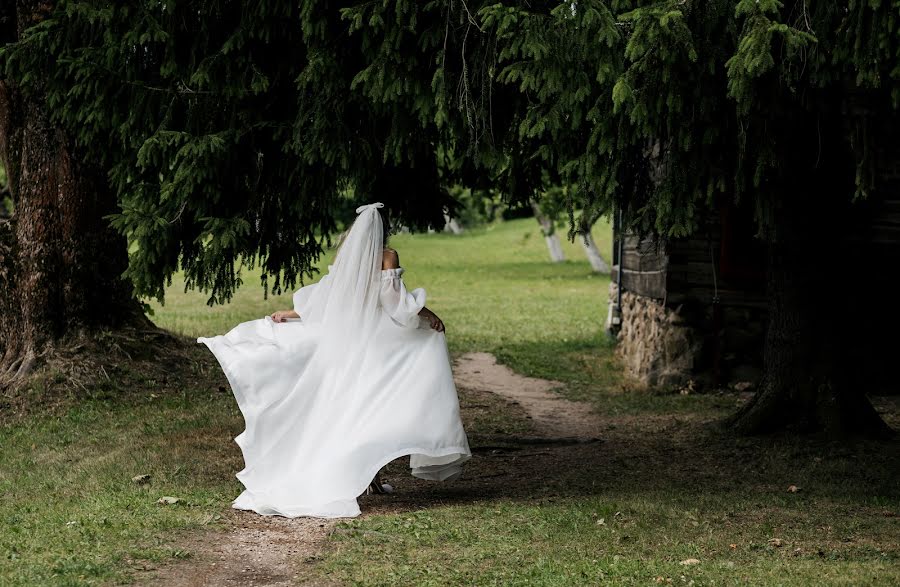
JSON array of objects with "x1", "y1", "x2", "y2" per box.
[{"x1": 380, "y1": 209, "x2": 392, "y2": 247}]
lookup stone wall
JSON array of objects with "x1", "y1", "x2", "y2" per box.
[
  {"x1": 609, "y1": 283, "x2": 766, "y2": 391},
  {"x1": 610, "y1": 283, "x2": 700, "y2": 389}
]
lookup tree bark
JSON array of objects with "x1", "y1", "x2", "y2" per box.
[
  {"x1": 443, "y1": 214, "x2": 464, "y2": 234},
  {"x1": 531, "y1": 201, "x2": 565, "y2": 263},
  {"x1": 727, "y1": 193, "x2": 893, "y2": 438},
  {"x1": 580, "y1": 231, "x2": 610, "y2": 273},
  {"x1": 0, "y1": 3, "x2": 149, "y2": 387}
]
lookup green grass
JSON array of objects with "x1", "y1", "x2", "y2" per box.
[
  {"x1": 149, "y1": 217, "x2": 614, "y2": 361},
  {"x1": 0, "y1": 392, "x2": 243, "y2": 585},
  {"x1": 325, "y1": 496, "x2": 898, "y2": 587},
  {"x1": 2, "y1": 216, "x2": 898, "y2": 586}
]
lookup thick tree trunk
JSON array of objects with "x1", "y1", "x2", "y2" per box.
[
  {"x1": 580, "y1": 231, "x2": 610, "y2": 273},
  {"x1": 531, "y1": 201, "x2": 565, "y2": 263},
  {"x1": 725, "y1": 83, "x2": 895, "y2": 438},
  {"x1": 0, "y1": 3, "x2": 149, "y2": 388},
  {"x1": 727, "y1": 196, "x2": 893, "y2": 439}
]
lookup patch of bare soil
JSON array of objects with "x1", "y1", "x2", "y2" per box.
[
  {"x1": 1, "y1": 327, "x2": 199, "y2": 421},
  {"x1": 143, "y1": 511, "x2": 337, "y2": 587},
  {"x1": 453, "y1": 351, "x2": 601, "y2": 439}
]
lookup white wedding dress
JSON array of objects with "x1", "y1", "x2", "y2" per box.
[{"x1": 197, "y1": 203, "x2": 470, "y2": 518}]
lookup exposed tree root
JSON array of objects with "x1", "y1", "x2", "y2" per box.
[{"x1": 0, "y1": 325, "x2": 212, "y2": 421}]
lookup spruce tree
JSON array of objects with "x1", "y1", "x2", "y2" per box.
[
  {"x1": 3, "y1": 1, "x2": 896, "y2": 437},
  {"x1": 0, "y1": 1, "x2": 150, "y2": 385},
  {"x1": 429, "y1": 0, "x2": 898, "y2": 436},
  {"x1": 0, "y1": 1, "x2": 461, "y2": 386}
]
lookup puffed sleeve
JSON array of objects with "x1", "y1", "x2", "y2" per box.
[{"x1": 379, "y1": 268, "x2": 426, "y2": 328}]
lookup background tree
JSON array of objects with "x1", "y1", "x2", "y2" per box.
[
  {"x1": 6, "y1": 1, "x2": 894, "y2": 438},
  {"x1": 531, "y1": 182, "x2": 611, "y2": 271},
  {"x1": 430, "y1": 0, "x2": 898, "y2": 436},
  {"x1": 0, "y1": 1, "x2": 149, "y2": 385},
  {"x1": 0, "y1": 1, "x2": 467, "y2": 388}
]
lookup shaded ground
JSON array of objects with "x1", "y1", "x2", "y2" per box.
[
  {"x1": 144, "y1": 350, "x2": 900, "y2": 586},
  {"x1": 145, "y1": 352, "x2": 590, "y2": 586}
]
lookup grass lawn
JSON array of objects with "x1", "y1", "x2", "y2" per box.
[
  {"x1": 148, "y1": 216, "x2": 615, "y2": 366},
  {"x1": 1, "y1": 216, "x2": 898, "y2": 586}
]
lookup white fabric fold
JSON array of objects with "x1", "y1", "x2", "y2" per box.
[{"x1": 197, "y1": 205, "x2": 470, "y2": 518}]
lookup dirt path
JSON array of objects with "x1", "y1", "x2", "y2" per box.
[
  {"x1": 146, "y1": 514, "x2": 335, "y2": 587},
  {"x1": 453, "y1": 352, "x2": 601, "y2": 439},
  {"x1": 143, "y1": 352, "x2": 595, "y2": 586}
]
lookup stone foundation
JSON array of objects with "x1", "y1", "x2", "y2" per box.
[
  {"x1": 609, "y1": 283, "x2": 700, "y2": 389},
  {"x1": 609, "y1": 283, "x2": 767, "y2": 391}
]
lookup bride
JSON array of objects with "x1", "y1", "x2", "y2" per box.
[{"x1": 198, "y1": 203, "x2": 471, "y2": 518}]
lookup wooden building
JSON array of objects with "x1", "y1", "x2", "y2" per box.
[
  {"x1": 608, "y1": 191, "x2": 899, "y2": 392},
  {"x1": 608, "y1": 201, "x2": 768, "y2": 389}
]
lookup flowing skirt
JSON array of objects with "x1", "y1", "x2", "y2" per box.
[{"x1": 198, "y1": 313, "x2": 471, "y2": 518}]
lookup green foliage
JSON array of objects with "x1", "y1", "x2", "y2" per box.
[
  {"x1": 0, "y1": 1, "x2": 459, "y2": 305},
  {"x1": 448, "y1": 185, "x2": 507, "y2": 228},
  {"x1": 2, "y1": 1, "x2": 897, "y2": 303},
  {"x1": 446, "y1": 0, "x2": 899, "y2": 236}
]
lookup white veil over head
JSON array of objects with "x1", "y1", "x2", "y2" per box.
[{"x1": 300, "y1": 203, "x2": 384, "y2": 335}]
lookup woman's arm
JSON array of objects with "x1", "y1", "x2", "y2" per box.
[
  {"x1": 271, "y1": 309, "x2": 299, "y2": 322},
  {"x1": 418, "y1": 306, "x2": 445, "y2": 332}
]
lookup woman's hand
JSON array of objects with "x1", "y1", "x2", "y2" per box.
[
  {"x1": 270, "y1": 310, "x2": 299, "y2": 323},
  {"x1": 418, "y1": 307, "x2": 445, "y2": 333}
]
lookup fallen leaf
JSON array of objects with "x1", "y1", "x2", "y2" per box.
[
  {"x1": 157, "y1": 496, "x2": 180, "y2": 505},
  {"x1": 680, "y1": 558, "x2": 701, "y2": 566},
  {"x1": 787, "y1": 485, "x2": 801, "y2": 493},
  {"x1": 596, "y1": 518, "x2": 606, "y2": 526},
  {"x1": 132, "y1": 474, "x2": 151, "y2": 485},
  {"x1": 768, "y1": 538, "x2": 784, "y2": 547},
  {"x1": 729, "y1": 544, "x2": 737, "y2": 550}
]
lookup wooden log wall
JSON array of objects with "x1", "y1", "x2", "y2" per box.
[{"x1": 611, "y1": 217, "x2": 768, "y2": 309}]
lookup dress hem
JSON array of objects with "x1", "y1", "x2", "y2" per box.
[
  {"x1": 197, "y1": 336, "x2": 471, "y2": 520},
  {"x1": 231, "y1": 444, "x2": 471, "y2": 519}
]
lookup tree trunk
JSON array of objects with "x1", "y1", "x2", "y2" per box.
[
  {"x1": 531, "y1": 201, "x2": 565, "y2": 263},
  {"x1": 580, "y1": 231, "x2": 610, "y2": 273},
  {"x1": 727, "y1": 195, "x2": 893, "y2": 439},
  {"x1": 443, "y1": 214, "x2": 464, "y2": 234},
  {"x1": 0, "y1": 3, "x2": 149, "y2": 388}
]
